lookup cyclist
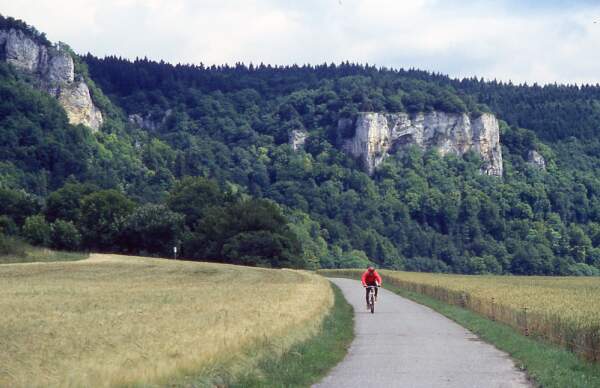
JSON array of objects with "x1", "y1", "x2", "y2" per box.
[{"x1": 361, "y1": 265, "x2": 382, "y2": 310}]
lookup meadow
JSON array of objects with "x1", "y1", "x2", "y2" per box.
[
  {"x1": 0, "y1": 254, "x2": 333, "y2": 387},
  {"x1": 321, "y1": 269, "x2": 600, "y2": 362}
]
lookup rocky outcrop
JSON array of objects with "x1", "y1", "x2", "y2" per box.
[
  {"x1": 128, "y1": 109, "x2": 172, "y2": 131},
  {"x1": 289, "y1": 129, "x2": 308, "y2": 151},
  {"x1": 341, "y1": 111, "x2": 503, "y2": 176},
  {"x1": 0, "y1": 28, "x2": 102, "y2": 130},
  {"x1": 527, "y1": 150, "x2": 546, "y2": 170},
  {"x1": 58, "y1": 81, "x2": 104, "y2": 130}
]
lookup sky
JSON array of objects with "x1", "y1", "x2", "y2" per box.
[{"x1": 2, "y1": 0, "x2": 600, "y2": 84}]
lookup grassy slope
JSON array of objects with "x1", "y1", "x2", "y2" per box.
[
  {"x1": 320, "y1": 271, "x2": 600, "y2": 388},
  {"x1": 0, "y1": 254, "x2": 334, "y2": 387}
]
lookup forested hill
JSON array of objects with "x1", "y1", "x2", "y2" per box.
[{"x1": 3, "y1": 15, "x2": 600, "y2": 276}]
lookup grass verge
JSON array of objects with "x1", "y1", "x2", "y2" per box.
[
  {"x1": 227, "y1": 284, "x2": 354, "y2": 387},
  {"x1": 0, "y1": 235, "x2": 88, "y2": 264},
  {"x1": 383, "y1": 283, "x2": 600, "y2": 388},
  {"x1": 0, "y1": 245, "x2": 88, "y2": 264}
]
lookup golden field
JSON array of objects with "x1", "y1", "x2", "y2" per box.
[
  {"x1": 321, "y1": 269, "x2": 600, "y2": 361},
  {"x1": 0, "y1": 254, "x2": 333, "y2": 387}
]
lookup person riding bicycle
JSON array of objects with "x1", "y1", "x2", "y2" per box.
[{"x1": 361, "y1": 266, "x2": 382, "y2": 309}]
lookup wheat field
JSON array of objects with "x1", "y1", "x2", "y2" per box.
[
  {"x1": 321, "y1": 269, "x2": 600, "y2": 362},
  {"x1": 0, "y1": 254, "x2": 333, "y2": 387}
]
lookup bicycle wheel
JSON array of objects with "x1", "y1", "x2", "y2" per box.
[{"x1": 370, "y1": 291, "x2": 375, "y2": 314}]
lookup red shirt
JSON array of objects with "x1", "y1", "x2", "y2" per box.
[{"x1": 361, "y1": 270, "x2": 382, "y2": 286}]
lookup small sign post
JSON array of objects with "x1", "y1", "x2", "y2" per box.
[{"x1": 173, "y1": 246, "x2": 178, "y2": 260}]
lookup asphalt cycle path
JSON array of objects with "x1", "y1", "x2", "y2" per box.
[{"x1": 314, "y1": 278, "x2": 530, "y2": 388}]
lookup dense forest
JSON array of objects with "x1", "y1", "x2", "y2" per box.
[{"x1": 3, "y1": 16, "x2": 600, "y2": 275}]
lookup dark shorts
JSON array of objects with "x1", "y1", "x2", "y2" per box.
[{"x1": 365, "y1": 283, "x2": 378, "y2": 303}]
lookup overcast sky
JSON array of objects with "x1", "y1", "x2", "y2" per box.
[{"x1": 2, "y1": 0, "x2": 600, "y2": 84}]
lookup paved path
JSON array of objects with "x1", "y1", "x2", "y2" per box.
[{"x1": 314, "y1": 278, "x2": 530, "y2": 388}]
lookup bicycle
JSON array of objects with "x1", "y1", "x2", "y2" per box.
[{"x1": 366, "y1": 285, "x2": 379, "y2": 314}]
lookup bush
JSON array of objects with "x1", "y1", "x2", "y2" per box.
[
  {"x1": 405, "y1": 257, "x2": 450, "y2": 273},
  {"x1": 336, "y1": 249, "x2": 372, "y2": 269},
  {"x1": 566, "y1": 263, "x2": 600, "y2": 276},
  {"x1": 0, "y1": 233, "x2": 25, "y2": 256},
  {"x1": 22, "y1": 215, "x2": 51, "y2": 246},
  {"x1": 50, "y1": 220, "x2": 81, "y2": 251},
  {"x1": 0, "y1": 215, "x2": 18, "y2": 235}
]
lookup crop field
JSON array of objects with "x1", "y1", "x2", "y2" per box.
[
  {"x1": 321, "y1": 269, "x2": 600, "y2": 362},
  {"x1": 0, "y1": 254, "x2": 333, "y2": 387}
]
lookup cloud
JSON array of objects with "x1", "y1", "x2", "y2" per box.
[{"x1": 1, "y1": 0, "x2": 600, "y2": 84}]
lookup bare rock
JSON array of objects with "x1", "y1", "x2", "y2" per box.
[
  {"x1": 58, "y1": 81, "x2": 103, "y2": 130},
  {"x1": 342, "y1": 111, "x2": 503, "y2": 176},
  {"x1": 527, "y1": 150, "x2": 546, "y2": 170},
  {"x1": 0, "y1": 28, "x2": 102, "y2": 131},
  {"x1": 289, "y1": 129, "x2": 308, "y2": 151},
  {"x1": 1, "y1": 29, "x2": 41, "y2": 72},
  {"x1": 128, "y1": 109, "x2": 172, "y2": 131}
]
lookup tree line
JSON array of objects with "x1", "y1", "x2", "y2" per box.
[{"x1": 0, "y1": 177, "x2": 328, "y2": 268}]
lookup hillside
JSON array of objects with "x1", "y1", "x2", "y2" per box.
[{"x1": 2, "y1": 14, "x2": 600, "y2": 275}]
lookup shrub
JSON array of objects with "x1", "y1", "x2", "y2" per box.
[
  {"x1": 566, "y1": 263, "x2": 600, "y2": 276},
  {"x1": 0, "y1": 215, "x2": 18, "y2": 235},
  {"x1": 22, "y1": 215, "x2": 51, "y2": 246},
  {"x1": 50, "y1": 220, "x2": 81, "y2": 251},
  {"x1": 405, "y1": 256, "x2": 450, "y2": 273},
  {"x1": 0, "y1": 233, "x2": 25, "y2": 256}
]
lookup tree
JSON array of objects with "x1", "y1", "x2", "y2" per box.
[
  {"x1": 193, "y1": 199, "x2": 304, "y2": 268},
  {"x1": 50, "y1": 220, "x2": 81, "y2": 251},
  {"x1": 22, "y1": 215, "x2": 51, "y2": 246},
  {"x1": 568, "y1": 224, "x2": 592, "y2": 262},
  {"x1": 287, "y1": 210, "x2": 328, "y2": 269},
  {"x1": 0, "y1": 188, "x2": 39, "y2": 225},
  {"x1": 79, "y1": 190, "x2": 135, "y2": 250},
  {"x1": 337, "y1": 249, "x2": 372, "y2": 268},
  {"x1": 45, "y1": 182, "x2": 99, "y2": 223},
  {"x1": 121, "y1": 204, "x2": 184, "y2": 256},
  {"x1": 0, "y1": 215, "x2": 18, "y2": 235},
  {"x1": 167, "y1": 177, "x2": 224, "y2": 228},
  {"x1": 222, "y1": 231, "x2": 299, "y2": 267}
]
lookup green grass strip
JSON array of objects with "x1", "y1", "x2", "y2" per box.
[
  {"x1": 230, "y1": 283, "x2": 354, "y2": 387},
  {"x1": 380, "y1": 282, "x2": 600, "y2": 388},
  {"x1": 0, "y1": 237, "x2": 88, "y2": 264}
]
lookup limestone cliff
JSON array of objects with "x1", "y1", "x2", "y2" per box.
[
  {"x1": 527, "y1": 150, "x2": 546, "y2": 170},
  {"x1": 0, "y1": 28, "x2": 103, "y2": 130},
  {"x1": 341, "y1": 111, "x2": 503, "y2": 176},
  {"x1": 289, "y1": 129, "x2": 308, "y2": 151},
  {"x1": 128, "y1": 109, "x2": 172, "y2": 131}
]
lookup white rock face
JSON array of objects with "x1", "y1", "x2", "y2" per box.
[
  {"x1": 527, "y1": 150, "x2": 546, "y2": 170},
  {"x1": 0, "y1": 29, "x2": 41, "y2": 72},
  {"x1": 341, "y1": 111, "x2": 503, "y2": 176},
  {"x1": 58, "y1": 81, "x2": 104, "y2": 131},
  {"x1": 0, "y1": 28, "x2": 102, "y2": 130},
  {"x1": 128, "y1": 109, "x2": 172, "y2": 131},
  {"x1": 289, "y1": 129, "x2": 308, "y2": 151},
  {"x1": 47, "y1": 49, "x2": 74, "y2": 85}
]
